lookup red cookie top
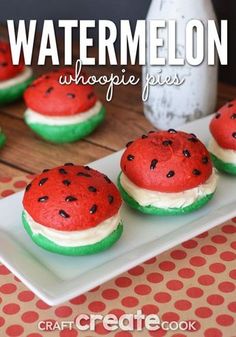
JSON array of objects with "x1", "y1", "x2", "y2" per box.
[
  {"x1": 0, "y1": 40, "x2": 24, "y2": 81},
  {"x1": 23, "y1": 164, "x2": 122, "y2": 231},
  {"x1": 121, "y1": 130, "x2": 213, "y2": 193},
  {"x1": 24, "y1": 68, "x2": 97, "y2": 116},
  {"x1": 210, "y1": 100, "x2": 236, "y2": 150}
]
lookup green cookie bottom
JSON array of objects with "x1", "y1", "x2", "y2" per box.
[
  {"x1": 25, "y1": 105, "x2": 105, "y2": 144},
  {"x1": 22, "y1": 211, "x2": 123, "y2": 256},
  {"x1": 0, "y1": 75, "x2": 33, "y2": 105},
  {"x1": 0, "y1": 132, "x2": 6, "y2": 148},
  {"x1": 210, "y1": 153, "x2": 236, "y2": 175},
  {"x1": 117, "y1": 173, "x2": 214, "y2": 215}
]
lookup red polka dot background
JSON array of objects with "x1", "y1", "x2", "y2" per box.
[{"x1": 0, "y1": 176, "x2": 236, "y2": 337}]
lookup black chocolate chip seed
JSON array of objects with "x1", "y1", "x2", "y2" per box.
[
  {"x1": 193, "y1": 169, "x2": 201, "y2": 176},
  {"x1": 65, "y1": 196, "x2": 77, "y2": 202},
  {"x1": 202, "y1": 156, "x2": 209, "y2": 164},
  {"x1": 77, "y1": 172, "x2": 91, "y2": 177},
  {"x1": 90, "y1": 204, "x2": 97, "y2": 214},
  {"x1": 59, "y1": 209, "x2": 70, "y2": 218},
  {"x1": 167, "y1": 170, "x2": 175, "y2": 178},
  {"x1": 228, "y1": 103, "x2": 234, "y2": 108},
  {"x1": 148, "y1": 131, "x2": 155, "y2": 134},
  {"x1": 127, "y1": 154, "x2": 135, "y2": 161},
  {"x1": 88, "y1": 92, "x2": 95, "y2": 99},
  {"x1": 168, "y1": 129, "x2": 177, "y2": 134},
  {"x1": 84, "y1": 166, "x2": 91, "y2": 170},
  {"x1": 63, "y1": 179, "x2": 71, "y2": 186},
  {"x1": 126, "y1": 141, "x2": 133, "y2": 148},
  {"x1": 45, "y1": 75, "x2": 50, "y2": 79},
  {"x1": 88, "y1": 186, "x2": 97, "y2": 192},
  {"x1": 39, "y1": 178, "x2": 48, "y2": 186},
  {"x1": 188, "y1": 137, "x2": 198, "y2": 143},
  {"x1": 162, "y1": 140, "x2": 173, "y2": 146},
  {"x1": 183, "y1": 149, "x2": 191, "y2": 158},
  {"x1": 45, "y1": 87, "x2": 54, "y2": 95},
  {"x1": 142, "y1": 135, "x2": 148, "y2": 139},
  {"x1": 38, "y1": 196, "x2": 49, "y2": 202},
  {"x1": 232, "y1": 132, "x2": 236, "y2": 139},
  {"x1": 215, "y1": 113, "x2": 221, "y2": 119},
  {"x1": 190, "y1": 133, "x2": 197, "y2": 138},
  {"x1": 26, "y1": 183, "x2": 31, "y2": 192},
  {"x1": 0, "y1": 62, "x2": 7, "y2": 67},
  {"x1": 231, "y1": 114, "x2": 236, "y2": 120},
  {"x1": 104, "y1": 175, "x2": 112, "y2": 184},
  {"x1": 59, "y1": 168, "x2": 67, "y2": 174},
  {"x1": 150, "y1": 159, "x2": 158, "y2": 170},
  {"x1": 42, "y1": 169, "x2": 49, "y2": 173},
  {"x1": 108, "y1": 195, "x2": 114, "y2": 204},
  {"x1": 67, "y1": 93, "x2": 75, "y2": 98},
  {"x1": 64, "y1": 163, "x2": 74, "y2": 166}
]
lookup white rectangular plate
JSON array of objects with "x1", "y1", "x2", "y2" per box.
[{"x1": 1, "y1": 115, "x2": 236, "y2": 306}]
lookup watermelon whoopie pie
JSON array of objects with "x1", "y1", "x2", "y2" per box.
[
  {"x1": 24, "y1": 69, "x2": 105, "y2": 143},
  {"x1": 118, "y1": 130, "x2": 218, "y2": 215},
  {"x1": 0, "y1": 127, "x2": 6, "y2": 149},
  {"x1": 0, "y1": 40, "x2": 33, "y2": 104},
  {"x1": 209, "y1": 100, "x2": 236, "y2": 175},
  {"x1": 22, "y1": 164, "x2": 123, "y2": 255}
]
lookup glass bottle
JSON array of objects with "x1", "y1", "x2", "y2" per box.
[{"x1": 143, "y1": 0, "x2": 218, "y2": 129}]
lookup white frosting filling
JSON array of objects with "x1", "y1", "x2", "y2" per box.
[
  {"x1": 0, "y1": 67, "x2": 32, "y2": 89},
  {"x1": 209, "y1": 138, "x2": 236, "y2": 164},
  {"x1": 120, "y1": 171, "x2": 217, "y2": 209},
  {"x1": 24, "y1": 100, "x2": 102, "y2": 126},
  {"x1": 24, "y1": 210, "x2": 120, "y2": 247}
]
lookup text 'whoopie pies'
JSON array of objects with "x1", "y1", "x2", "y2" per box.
[
  {"x1": 0, "y1": 127, "x2": 6, "y2": 149},
  {"x1": 24, "y1": 69, "x2": 105, "y2": 143},
  {"x1": 118, "y1": 130, "x2": 218, "y2": 215},
  {"x1": 209, "y1": 100, "x2": 236, "y2": 175},
  {"x1": 0, "y1": 40, "x2": 33, "y2": 104},
  {"x1": 22, "y1": 164, "x2": 123, "y2": 255}
]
